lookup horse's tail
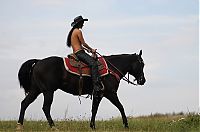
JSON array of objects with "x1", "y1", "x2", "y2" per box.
[{"x1": 18, "y1": 59, "x2": 39, "y2": 94}]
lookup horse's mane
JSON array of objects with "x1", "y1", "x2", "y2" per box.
[
  {"x1": 103, "y1": 53, "x2": 138, "y2": 69},
  {"x1": 103, "y1": 53, "x2": 137, "y2": 60}
]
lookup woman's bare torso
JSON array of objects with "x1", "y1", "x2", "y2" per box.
[{"x1": 71, "y1": 29, "x2": 84, "y2": 53}]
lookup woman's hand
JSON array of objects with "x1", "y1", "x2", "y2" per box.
[{"x1": 91, "y1": 49, "x2": 97, "y2": 53}]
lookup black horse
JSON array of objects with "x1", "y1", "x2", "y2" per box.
[{"x1": 17, "y1": 50, "x2": 146, "y2": 130}]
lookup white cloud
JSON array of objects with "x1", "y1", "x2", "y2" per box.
[{"x1": 89, "y1": 15, "x2": 197, "y2": 30}]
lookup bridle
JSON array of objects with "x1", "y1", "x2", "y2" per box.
[{"x1": 123, "y1": 73, "x2": 138, "y2": 85}]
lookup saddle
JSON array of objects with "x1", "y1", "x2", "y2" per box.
[
  {"x1": 68, "y1": 54, "x2": 104, "y2": 70},
  {"x1": 64, "y1": 54, "x2": 109, "y2": 77},
  {"x1": 63, "y1": 54, "x2": 109, "y2": 96}
]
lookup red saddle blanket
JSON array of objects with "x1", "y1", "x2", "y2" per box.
[{"x1": 63, "y1": 57, "x2": 109, "y2": 77}]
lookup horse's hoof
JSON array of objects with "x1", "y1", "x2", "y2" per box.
[
  {"x1": 16, "y1": 123, "x2": 24, "y2": 131},
  {"x1": 90, "y1": 122, "x2": 96, "y2": 129},
  {"x1": 51, "y1": 126, "x2": 59, "y2": 131},
  {"x1": 124, "y1": 124, "x2": 129, "y2": 129}
]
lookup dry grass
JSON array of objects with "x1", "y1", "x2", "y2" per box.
[{"x1": 0, "y1": 112, "x2": 199, "y2": 131}]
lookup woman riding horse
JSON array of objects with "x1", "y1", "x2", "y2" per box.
[
  {"x1": 16, "y1": 50, "x2": 145, "y2": 130},
  {"x1": 67, "y1": 16, "x2": 103, "y2": 97}
]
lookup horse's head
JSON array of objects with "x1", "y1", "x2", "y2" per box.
[{"x1": 128, "y1": 50, "x2": 146, "y2": 85}]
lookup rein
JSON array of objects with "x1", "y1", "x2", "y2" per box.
[
  {"x1": 123, "y1": 73, "x2": 137, "y2": 85},
  {"x1": 82, "y1": 46, "x2": 137, "y2": 85},
  {"x1": 95, "y1": 52, "x2": 137, "y2": 85},
  {"x1": 76, "y1": 48, "x2": 137, "y2": 104}
]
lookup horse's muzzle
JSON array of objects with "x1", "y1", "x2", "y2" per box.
[{"x1": 137, "y1": 75, "x2": 146, "y2": 85}]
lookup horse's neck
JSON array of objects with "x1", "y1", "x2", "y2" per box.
[{"x1": 105, "y1": 54, "x2": 133, "y2": 76}]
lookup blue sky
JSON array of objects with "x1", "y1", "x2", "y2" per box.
[{"x1": 0, "y1": 0, "x2": 198, "y2": 120}]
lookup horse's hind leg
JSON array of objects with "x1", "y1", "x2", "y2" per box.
[
  {"x1": 42, "y1": 91, "x2": 55, "y2": 128},
  {"x1": 17, "y1": 89, "x2": 40, "y2": 125},
  {"x1": 90, "y1": 96, "x2": 102, "y2": 129},
  {"x1": 105, "y1": 93, "x2": 128, "y2": 128}
]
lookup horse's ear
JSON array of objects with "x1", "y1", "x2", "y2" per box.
[{"x1": 139, "y1": 50, "x2": 142, "y2": 56}]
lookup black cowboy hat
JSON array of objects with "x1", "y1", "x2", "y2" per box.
[{"x1": 71, "y1": 16, "x2": 88, "y2": 27}]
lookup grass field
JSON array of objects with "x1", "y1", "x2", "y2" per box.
[{"x1": 0, "y1": 113, "x2": 199, "y2": 131}]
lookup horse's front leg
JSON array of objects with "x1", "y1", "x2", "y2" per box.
[
  {"x1": 42, "y1": 91, "x2": 55, "y2": 128},
  {"x1": 105, "y1": 92, "x2": 129, "y2": 128},
  {"x1": 90, "y1": 96, "x2": 102, "y2": 129}
]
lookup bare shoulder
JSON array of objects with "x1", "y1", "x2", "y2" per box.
[{"x1": 73, "y1": 29, "x2": 82, "y2": 34}]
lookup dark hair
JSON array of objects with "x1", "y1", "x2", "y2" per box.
[
  {"x1": 66, "y1": 22, "x2": 84, "y2": 47},
  {"x1": 66, "y1": 27, "x2": 75, "y2": 47}
]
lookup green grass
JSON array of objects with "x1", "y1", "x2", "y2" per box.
[{"x1": 0, "y1": 113, "x2": 199, "y2": 131}]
